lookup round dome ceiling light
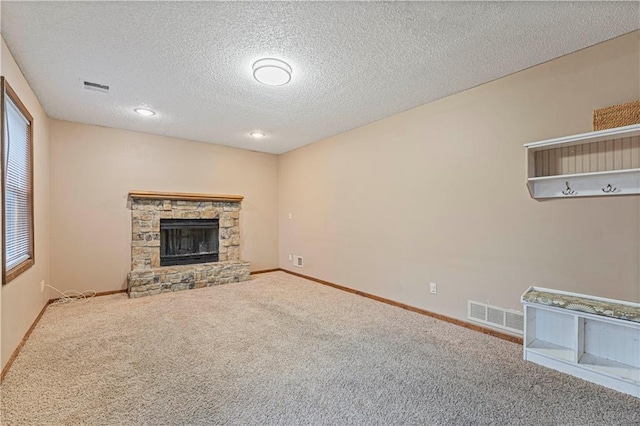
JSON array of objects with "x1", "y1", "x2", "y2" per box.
[
  {"x1": 134, "y1": 107, "x2": 156, "y2": 117},
  {"x1": 252, "y1": 58, "x2": 292, "y2": 86},
  {"x1": 250, "y1": 131, "x2": 266, "y2": 138}
]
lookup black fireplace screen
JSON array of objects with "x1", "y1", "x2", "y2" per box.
[{"x1": 160, "y1": 219, "x2": 219, "y2": 266}]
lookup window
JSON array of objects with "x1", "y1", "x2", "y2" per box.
[{"x1": 1, "y1": 77, "x2": 34, "y2": 284}]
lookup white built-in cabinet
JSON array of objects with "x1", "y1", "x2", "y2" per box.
[
  {"x1": 522, "y1": 287, "x2": 639, "y2": 397},
  {"x1": 524, "y1": 124, "x2": 640, "y2": 198}
]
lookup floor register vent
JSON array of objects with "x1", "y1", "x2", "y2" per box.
[{"x1": 468, "y1": 300, "x2": 524, "y2": 335}]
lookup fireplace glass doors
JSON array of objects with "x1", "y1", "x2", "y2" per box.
[{"x1": 160, "y1": 219, "x2": 219, "y2": 266}]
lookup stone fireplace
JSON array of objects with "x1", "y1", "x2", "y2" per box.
[{"x1": 127, "y1": 191, "x2": 250, "y2": 298}]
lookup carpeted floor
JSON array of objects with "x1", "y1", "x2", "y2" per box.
[{"x1": 1, "y1": 271, "x2": 638, "y2": 425}]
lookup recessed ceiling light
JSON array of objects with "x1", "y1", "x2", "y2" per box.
[
  {"x1": 252, "y1": 58, "x2": 292, "y2": 86},
  {"x1": 250, "y1": 131, "x2": 266, "y2": 138},
  {"x1": 134, "y1": 107, "x2": 156, "y2": 117}
]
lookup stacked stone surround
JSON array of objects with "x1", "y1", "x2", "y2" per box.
[
  {"x1": 127, "y1": 193, "x2": 250, "y2": 298},
  {"x1": 128, "y1": 261, "x2": 250, "y2": 298}
]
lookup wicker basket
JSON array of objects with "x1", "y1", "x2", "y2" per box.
[{"x1": 593, "y1": 100, "x2": 640, "y2": 131}]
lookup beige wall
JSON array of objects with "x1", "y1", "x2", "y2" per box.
[
  {"x1": 278, "y1": 31, "x2": 640, "y2": 323},
  {"x1": 1, "y1": 39, "x2": 51, "y2": 370},
  {"x1": 49, "y1": 121, "x2": 279, "y2": 294}
]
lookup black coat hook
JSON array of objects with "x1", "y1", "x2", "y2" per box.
[
  {"x1": 562, "y1": 181, "x2": 575, "y2": 196},
  {"x1": 602, "y1": 184, "x2": 617, "y2": 193}
]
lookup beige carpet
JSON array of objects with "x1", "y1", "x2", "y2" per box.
[{"x1": 1, "y1": 271, "x2": 638, "y2": 425}]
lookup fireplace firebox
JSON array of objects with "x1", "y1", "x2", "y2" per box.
[{"x1": 160, "y1": 219, "x2": 219, "y2": 266}]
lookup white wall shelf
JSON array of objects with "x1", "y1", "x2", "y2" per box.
[
  {"x1": 524, "y1": 124, "x2": 640, "y2": 199},
  {"x1": 522, "y1": 286, "x2": 640, "y2": 398}
]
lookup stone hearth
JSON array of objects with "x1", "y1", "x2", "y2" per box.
[{"x1": 127, "y1": 191, "x2": 250, "y2": 298}]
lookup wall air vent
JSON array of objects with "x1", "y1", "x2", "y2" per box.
[
  {"x1": 293, "y1": 255, "x2": 303, "y2": 268},
  {"x1": 83, "y1": 80, "x2": 109, "y2": 93},
  {"x1": 468, "y1": 300, "x2": 523, "y2": 335}
]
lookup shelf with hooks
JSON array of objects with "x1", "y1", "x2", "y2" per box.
[
  {"x1": 524, "y1": 124, "x2": 640, "y2": 199},
  {"x1": 527, "y1": 168, "x2": 640, "y2": 198}
]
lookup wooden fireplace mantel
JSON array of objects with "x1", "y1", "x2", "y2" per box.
[{"x1": 129, "y1": 191, "x2": 244, "y2": 203}]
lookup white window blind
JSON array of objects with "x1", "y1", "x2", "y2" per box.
[{"x1": 4, "y1": 94, "x2": 32, "y2": 272}]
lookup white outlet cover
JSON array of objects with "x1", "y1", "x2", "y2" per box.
[{"x1": 429, "y1": 283, "x2": 437, "y2": 294}]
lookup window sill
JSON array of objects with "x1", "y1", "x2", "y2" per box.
[{"x1": 4, "y1": 258, "x2": 34, "y2": 285}]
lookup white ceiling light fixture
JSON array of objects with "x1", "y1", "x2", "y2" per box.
[
  {"x1": 250, "y1": 131, "x2": 266, "y2": 138},
  {"x1": 134, "y1": 107, "x2": 156, "y2": 117},
  {"x1": 252, "y1": 58, "x2": 292, "y2": 86}
]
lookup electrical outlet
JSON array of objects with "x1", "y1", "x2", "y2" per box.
[
  {"x1": 40, "y1": 280, "x2": 45, "y2": 293},
  {"x1": 288, "y1": 212, "x2": 292, "y2": 219},
  {"x1": 288, "y1": 254, "x2": 292, "y2": 261},
  {"x1": 429, "y1": 282, "x2": 437, "y2": 294}
]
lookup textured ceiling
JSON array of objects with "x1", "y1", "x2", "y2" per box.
[{"x1": 1, "y1": 2, "x2": 639, "y2": 154}]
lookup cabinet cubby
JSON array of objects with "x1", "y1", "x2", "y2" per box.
[{"x1": 522, "y1": 287, "x2": 639, "y2": 397}]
